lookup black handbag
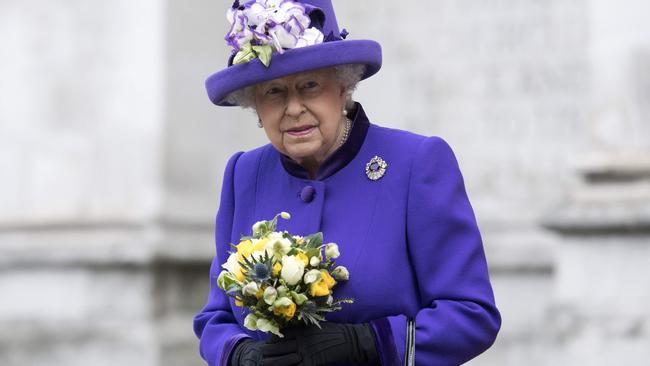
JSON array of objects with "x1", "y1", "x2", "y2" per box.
[{"x1": 404, "y1": 317, "x2": 415, "y2": 366}]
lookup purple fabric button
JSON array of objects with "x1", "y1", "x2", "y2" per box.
[{"x1": 300, "y1": 186, "x2": 316, "y2": 203}]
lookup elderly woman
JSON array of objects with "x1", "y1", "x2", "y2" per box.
[{"x1": 193, "y1": 1, "x2": 501, "y2": 365}]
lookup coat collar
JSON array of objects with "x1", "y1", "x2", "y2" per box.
[{"x1": 279, "y1": 102, "x2": 370, "y2": 181}]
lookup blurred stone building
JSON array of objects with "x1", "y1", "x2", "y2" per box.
[{"x1": 1, "y1": 1, "x2": 649, "y2": 365}]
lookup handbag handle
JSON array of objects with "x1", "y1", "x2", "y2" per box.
[{"x1": 404, "y1": 317, "x2": 415, "y2": 366}]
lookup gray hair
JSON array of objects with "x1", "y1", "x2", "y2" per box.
[{"x1": 223, "y1": 64, "x2": 366, "y2": 110}]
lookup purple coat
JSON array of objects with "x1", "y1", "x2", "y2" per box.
[{"x1": 193, "y1": 108, "x2": 501, "y2": 365}]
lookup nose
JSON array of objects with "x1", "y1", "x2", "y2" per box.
[{"x1": 285, "y1": 91, "x2": 305, "y2": 118}]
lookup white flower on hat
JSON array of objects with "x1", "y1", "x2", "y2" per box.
[
  {"x1": 225, "y1": 0, "x2": 325, "y2": 66},
  {"x1": 296, "y1": 27, "x2": 324, "y2": 48}
]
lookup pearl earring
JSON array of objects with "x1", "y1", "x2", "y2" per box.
[
  {"x1": 257, "y1": 119, "x2": 263, "y2": 128},
  {"x1": 342, "y1": 109, "x2": 348, "y2": 117}
]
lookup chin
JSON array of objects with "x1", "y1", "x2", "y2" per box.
[{"x1": 285, "y1": 145, "x2": 321, "y2": 162}]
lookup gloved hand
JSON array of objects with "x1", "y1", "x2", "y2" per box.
[
  {"x1": 230, "y1": 339, "x2": 262, "y2": 366},
  {"x1": 230, "y1": 338, "x2": 302, "y2": 366},
  {"x1": 262, "y1": 322, "x2": 379, "y2": 366}
]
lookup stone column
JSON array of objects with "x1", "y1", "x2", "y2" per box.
[{"x1": 543, "y1": 153, "x2": 650, "y2": 365}]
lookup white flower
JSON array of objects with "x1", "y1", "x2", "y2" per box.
[
  {"x1": 263, "y1": 286, "x2": 278, "y2": 305},
  {"x1": 272, "y1": 296, "x2": 294, "y2": 309},
  {"x1": 296, "y1": 28, "x2": 324, "y2": 48},
  {"x1": 280, "y1": 212, "x2": 291, "y2": 219},
  {"x1": 217, "y1": 270, "x2": 236, "y2": 290},
  {"x1": 242, "y1": 281, "x2": 260, "y2": 296},
  {"x1": 332, "y1": 266, "x2": 350, "y2": 281},
  {"x1": 222, "y1": 253, "x2": 240, "y2": 274},
  {"x1": 250, "y1": 249, "x2": 271, "y2": 261},
  {"x1": 280, "y1": 255, "x2": 305, "y2": 285},
  {"x1": 303, "y1": 269, "x2": 321, "y2": 284},
  {"x1": 243, "y1": 313, "x2": 258, "y2": 331},
  {"x1": 267, "y1": 237, "x2": 292, "y2": 258},
  {"x1": 269, "y1": 24, "x2": 298, "y2": 51},
  {"x1": 276, "y1": 285, "x2": 289, "y2": 297},
  {"x1": 252, "y1": 220, "x2": 266, "y2": 236},
  {"x1": 290, "y1": 291, "x2": 308, "y2": 305},
  {"x1": 265, "y1": 0, "x2": 283, "y2": 8},
  {"x1": 243, "y1": 2, "x2": 267, "y2": 26},
  {"x1": 256, "y1": 318, "x2": 282, "y2": 337},
  {"x1": 309, "y1": 256, "x2": 321, "y2": 267},
  {"x1": 325, "y1": 243, "x2": 340, "y2": 259}
]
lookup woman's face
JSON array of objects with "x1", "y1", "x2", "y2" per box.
[{"x1": 254, "y1": 68, "x2": 347, "y2": 168}]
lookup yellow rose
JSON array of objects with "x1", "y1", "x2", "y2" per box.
[
  {"x1": 310, "y1": 279, "x2": 330, "y2": 297},
  {"x1": 255, "y1": 287, "x2": 265, "y2": 299},
  {"x1": 272, "y1": 302, "x2": 297, "y2": 320},
  {"x1": 320, "y1": 270, "x2": 337, "y2": 289},
  {"x1": 272, "y1": 262, "x2": 282, "y2": 277},
  {"x1": 296, "y1": 252, "x2": 309, "y2": 266},
  {"x1": 253, "y1": 238, "x2": 269, "y2": 252},
  {"x1": 236, "y1": 240, "x2": 254, "y2": 260},
  {"x1": 235, "y1": 268, "x2": 245, "y2": 282}
]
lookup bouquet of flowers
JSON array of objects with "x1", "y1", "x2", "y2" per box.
[{"x1": 217, "y1": 212, "x2": 353, "y2": 337}]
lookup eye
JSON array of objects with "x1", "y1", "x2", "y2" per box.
[
  {"x1": 266, "y1": 86, "x2": 284, "y2": 95},
  {"x1": 303, "y1": 81, "x2": 319, "y2": 89}
]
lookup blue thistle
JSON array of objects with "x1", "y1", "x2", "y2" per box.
[{"x1": 252, "y1": 263, "x2": 270, "y2": 281}]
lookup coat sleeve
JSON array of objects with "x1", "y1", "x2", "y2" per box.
[
  {"x1": 406, "y1": 136, "x2": 501, "y2": 365},
  {"x1": 193, "y1": 151, "x2": 249, "y2": 366}
]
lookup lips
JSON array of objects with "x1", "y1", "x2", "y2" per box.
[{"x1": 286, "y1": 125, "x2": 315, "y2": 137}]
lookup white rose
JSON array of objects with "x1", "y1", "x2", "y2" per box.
[
  {"x1": 263, "y1": 286, "x2": 278, "y2": 305},
  {"x1": 256, "y1": 318, "x2": 282, "y2": 337},
  {"x1": 276, "y1": 285, "x2": 289, "y2": 297},
  {"x1": 252, "y1": 220, "x2": 266, "y2": 236},
  {"x1": 309, "y1": 256, "x2": 321, "y2": 267},
  {"x1": 326, "y1": 295, "x2": 333, "y2": 305},
  {"x1": 222, "y1": 253, "x2": 240, "y2": 274},
  {"x1": 303, "y1": 269, "x2": 321, "y2": 284},
  {"x1": 280, "y1": 255, "x2": 305, "y2": 286},
  {"x1": 243, "y1": 313, "x2": 258, "y2": 331},
  {"x1": 325, "y1": 243, "x2": 340, "y2": 259},
  {"x1": 242, "y1": 281, "x2": 260, "y2": 297},
  {"x1": 332, "y1": 266, "x2": 350, "y2": 281},
  {"x1": 267, "y1": 237, "x2": 292, "y2": 257},
  {"x1": 217, "y1": 270, "x2": 235, "y2": 291}
]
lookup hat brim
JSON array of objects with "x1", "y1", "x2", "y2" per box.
[{"x1": 206, "y1": 40, "x2": 382, "y2": 106}]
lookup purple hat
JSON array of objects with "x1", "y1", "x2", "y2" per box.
[{"x1": 206, "y1": 0, "x2": 382, "y2": 106}]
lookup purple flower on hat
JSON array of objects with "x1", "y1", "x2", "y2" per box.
[
  {"x1": 225, "y1": 0, "x2": 325, "y2": 67},
  {"x1": 225, "y1": 13, "x2": 253, "y2": 51}
]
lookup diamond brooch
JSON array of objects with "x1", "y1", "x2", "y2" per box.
[{"x1": 365, "y1": 156, "x2": 388, "y2": 181}]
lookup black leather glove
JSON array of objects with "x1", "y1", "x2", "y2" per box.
[
  {"x1": 262, "y1": 323, "x2": 379, "y2": 366},
  {"x1": 231, "y1": 338, "x2": 302, "y2": 366},
  {"x1": 230, "y1": 339, "x2": 262, "y2": 366}
]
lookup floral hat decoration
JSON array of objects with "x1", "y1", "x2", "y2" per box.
[{"x1": 206, "y1": 0, "x2": 382, "y2": 106}]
